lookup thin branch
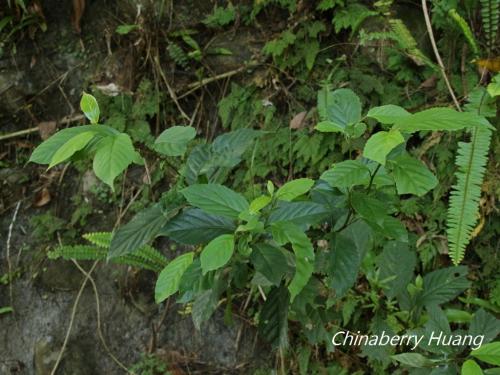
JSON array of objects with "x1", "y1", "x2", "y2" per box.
[
  {"x1": 6, "y1": 201, "x2": 21, "y2": 308},
  {"x1": 421, "y1": 0, "x2": 461, "y2": 111}
]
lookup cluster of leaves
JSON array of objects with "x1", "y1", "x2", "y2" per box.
[{"x1": 30, "y1": 76, "x2": 499, "y2": 372}]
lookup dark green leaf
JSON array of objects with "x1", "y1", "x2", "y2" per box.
[
  {"x1": 259, "y1": 286, "x2": 290, "y2": 349},
  {"x1": 377, "y1": 241, "x2": 416, "y2": 298},
  {"x1": 469, "y1": 309, "x2": 500, "y2": 344},
  {"x1": 320, "y1": 160, "x2": 371, "y2": 188},
  {"x1": 419, "y1": 266, "x2": 470, "y2": 306},
  {"x1": 160, "y1": 208, "x2": 235, "y2": 245},
  {"x1": 250, "y1": 243, "x2": 288, "y2": 285},
  {"x1": 269, "y1": 201, "x2": 330, "y2": 225}
]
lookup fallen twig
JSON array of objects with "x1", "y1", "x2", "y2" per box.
[{"x1": 6, "y1": 201, "x2": 21, "y2": 308}]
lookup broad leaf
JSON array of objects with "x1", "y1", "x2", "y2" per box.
[
  {"x1": 80, "y1": 92, "x2": 100, "y2": 124},
  {"x1": 154, "y1": 126, "x2": 196, "y2": 156},
  {"x1": 289, "y1": 257, "x2": 314, "y2": 302},
  {"x1": 363, "y1": 129, "x2": 405, "y2": 165},
  {"x1": 191, "y1": 289, "x2": 218, "y2": 330},
  {"x1": 160, "y1": 208, "x2": 235, "y2": 245},
  {"x1": 317, "y1": 88, "x2": 362, "y2": 133},
  {"x1": 469, "y1": 309, "x2": 500, "y2": 345},
  {"x1": 377, "y1": 241, "x2": 416, "y2": 298},
  {"x1": 329, "y1": 220, "x2": 372, "y2": 298},
  {"x1": 351, "y1": 192, "x2": 388, "y2": 223},
  {"x1": 200, "y1": 234, "x2": 234, "y2": 274},
  {"x1": 93, "y1": 133, "x2": 138, "y2": 190},
  {"x1": 320, "y1": 160, "x2": 371, "y2": 188},
  {"x1": 30, "y1": 125, "x2": 105, "y2": 164},
  {"x1": 419, "y1": 266, "x2": 470, "y2": 306},
  {"x1": 395, "y1": 107, "x2": 488, "y2": 132},
  {"x1": 471, "y1": 342, "x2": 500, "y2": 366},
  {"x1": 389, "y1": 154, "x2": 438, "y2": 196},
  {"x1": 367, "y1": 104, "x2": 410, "y2": 124},
  {"x1": 315, "y1": 121, "x2": 344, "y2": 133},
  {"x1": 48, "y1": 131, "x2": 96, "y2": 168},
  {"x1": 155, "y1": 252, "x2": 194, "y2": 303},
  {"x1": 275, "y1": 178, "x2": 314, "y2": 201},
  {"x1": 109, "y1": 204, "x2": 171, "y2": 258},
  {"x1": 461, "y1": 360, "x2": 483, "y2": 375},
  {"x1": 391, "y1": 353, "x2": 435, "y2": 368},
  {"x1": 181, "y1": 184, "x2": 249, "y2": 219},
  {"x1": 259, "y1": 286, "x2": 290, "y2": 349},
  {"x1": 249, "y1": 195, "x2": 272, "y2": 213},
  {"x1": 269, "y1": 201, "x2": 330, "y2": 225},
  {"x1": 250, "y1": 243, "x2": 288, "y2": 285}
]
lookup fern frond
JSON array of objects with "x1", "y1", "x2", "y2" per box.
[
  {"x1": 83, "y1": 232, "x2": 112, "y2": 248},
  {"x1": 448, "y1": 9, "x2": 480, "y2": 56},
  {"x1": 167, "y1": 43, "x2": 189, "y2": 68},
  {"x1": 389, "y1": 19, "x2": 438, "y2": 70},
  {"x1": 48, "y1": 245, "x2": 107, "y2": 260},
  {"x1": 447, "y1": 122, "x2": 492, "y2": 265},
  {"x1": 480, "y1": 0, "x2": 500, "y2": 52}
]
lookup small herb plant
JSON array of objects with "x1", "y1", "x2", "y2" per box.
[{"x1": 29, "y1": 76, "x2": 498, "y2": 372}]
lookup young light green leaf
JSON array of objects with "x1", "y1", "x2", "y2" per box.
[
  {"x1": 315, "y1": 121, "x2": 344, "y2": 133},
  {"x1": 48, "y1": 131, "x2": 96, "y2": 168},
  {"x1": 367, "y1": 104, "x2": 411, "y2": 124},
  {"x1": 30, "y1": 126, "x2": 103, "y2": 164},
  {"x1": 363, "y1": 129, "x2": 404, "y2": 165},
  {"x1": 461, "y1": 359, "x2": 483, "y2": 375},
  {"x1": 155, "y1": 252, "x2": 194, "y2": 303},
  {"x1": 200, "y1": 234, "x2": 234, "y2": 274},
  {"x1": 389, "y1": 154, "x2": 438, "y2": 196},
  {"x1": 249, "y1": 195, "x2": 272, "y2": 213},
  {"x1": 320, "y1": 160, "x2": 371, "y2": 188},
  {"x1": 154, "y1": 126, "x2": 196, "y2": 156},
  {"x1": 487, "y1": 74, "x2": 500, "y2": 98},
  {"x1": 275, "y1": 178, "x2": 314, "y2": 201},
  {"x1": 181, "y1": 184, "x2": 249, "y2": 219},
  {"x1": 471, "y1": 342, "x2": 500, "y2": 366},
  {"x1": 93, "y1": 133, "x2": 138, "y2": 190},
  {"x1": 80, "y1": 92, "x2": 100, "y2": 124}
]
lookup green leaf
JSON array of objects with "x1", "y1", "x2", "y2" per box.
[
  {"x1": 391, "y1": 353, "x2": 435, "y2": 368},
  {"x1": 109, "y1": 204, "x2": 171, "y2": 258},
  {"x1": 469, "y1": 309, "x2": 500, "y2": 344},
  {"x1": 367, "y1": 104, "x2": 411, "y2": 124},
  {"x1": 182, "y1": 184, "x2": 249, "y2": 219},
  {"x1": 351, "y1": 192, "x2": 388, "y2": 223},
  {"x1": 80, "y1": 92, "x2": 100, "y2": 124},
  {"x1": 461, "y1": 360, "x2": 483, "y2": 375},
  {"x1": 48, "y1": 131, "x2": 96, "y2": 168},
  {"x1": 0, "y1": 306, "x2": 13, "y2": 315},
  {"x1": 329, "y1": 220, "x2": 372, "y2": 298},
  {"x1": 250, "y1": 243, "x2": 288, "y2": 285},
  {"x1": 200, "y1": 234, "x2": 235, "y2": 274},
  {"x1": 93, "y1": 133, "x2": 138, "y2": 190},
  {"x1": 363, "y1": 129, "x2": 405, "y2": 165},
  {"x1": 316, "y1": 88, "x2": 362, "y2": 133},
  {"x1": 419, "y1": 266, "x2": 470, "y2": 306},
  {"x1": 115, "y1": 24, "x2": 138, "y2": 35},
  {"x1": 155, "y1": 252, "x2": 194, "y2": 303},
  {"x1": 154, "y1": 126, "x2": 196, "y2": 156},
  {"x1": 487, "y1": 75, "x2": 500, "y2": 98},
  {"x1": 472, "y1": 342, "x2": 500, "y2": 366},
  {"x1": 394, "y1": 108, "x2": 488, "y2": 132},
  {"x1": 191, "y1": 290, "x2": 218, "y2": 330},
  {"x1": 389, "y1": 154, "x2": 438, "y2": 196},
  {"x1": 289, "y1": 257, "x2": 314, "y2": 302},
  {"x1": 29, "y1": 126, "x2": 105, "y2": 164},
  {"x1": 269, "y1": 201, "x2": 330, "y2": 226},
  {"x1": 249, "y1": 195, "x2": 272, "y2": 213},
  {"x1": 320, "y1": 160, "x2": 371, "y2": 188},
  {"x1": 259, "y1": 286, "x2": 290, "y2": 349},
  {"x1": 315, "y1": 121, "x2": 344, "y2": 133},
  {"x1": 275, "y1": 178, "x2": 315, "y2": 201},
  {"x1": 377, "y1": 241, "x2": 416, "y2": 298},
  {"x1": 160, "y1": 208, "x2": 235, "y2": 245}
]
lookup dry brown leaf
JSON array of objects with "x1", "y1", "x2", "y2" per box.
[
  {"x1": 290, "y1": 111, "x2": 307, "y2": 129},
  {"x1": 475, "y1": 57, "x2": 500, "y2": 73},
  {"x1": 38, "y1": 121, "x2": 57, "y2": 140},
  {"x1": 33, "y1": 187, "x2": 51, "y2": 207}
]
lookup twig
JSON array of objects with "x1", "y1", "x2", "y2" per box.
[
  {"x1": 0, "y1": 114, "x2": 85, "y2": 142},
  {"x1": 51, "y1": 261, "x2": 98, "y2": 375},
  {"x1": 177, "y1": 64, "x2": 255, "y2": 99},
  {"x1": 421, "y1": 0, "x2": 461, "y2": 111},
  {"x1": 6, "y1": 201, "x2": 21, "y2": 308},
  {"x1": 72, "y1": 260, "x2": 130, "y2": 373}
]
